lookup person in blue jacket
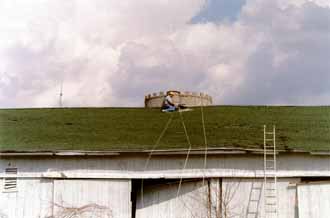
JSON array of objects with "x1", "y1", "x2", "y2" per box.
[{"x1": 162, "y1": 91, "x2": 177, "y2": 112}]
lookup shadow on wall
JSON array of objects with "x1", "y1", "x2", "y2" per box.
[
  {"x1": 134, "y1": 178, "x2": 211, "y2": 218},
  {"x1": 134, "y1": 178, "x2": 249, "y2": 218},
  {"x1": 0, "y1": 211, "x2": 7, "y2": 218},
  {"x1": 135, "y1": 179, "x2": 205, "y2": 208}
]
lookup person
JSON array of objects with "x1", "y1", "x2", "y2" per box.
[{"x1": 162, "y1": 92, "x2": 177, "y2": 112}]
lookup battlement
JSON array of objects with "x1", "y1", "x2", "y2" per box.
[{"x1": 144, "y1": 91, "x2": 213, "y2": 108}]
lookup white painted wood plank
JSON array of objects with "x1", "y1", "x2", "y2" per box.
[
  {"x1": 221, "y1": 178, "x2": 299, "y2": 218},
  {"x1": 298, "y1": 182, "x2": 330, "y2": 218},
  {"x1": 53, "y1": 179, "x2": 131, "y2": 218},
  {"x1": 136, "y1": 180, "x2": 209, "y2": 218},
  {"x1": 0, "y1": 179, "x2": 53, "y2": 218},
  {"x1": 1, "y1": 154, "x2": 329, "y2": 179}
]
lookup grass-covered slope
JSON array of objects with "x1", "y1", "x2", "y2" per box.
[{"x1": 0, "y1": 106, "x2": 329, "y2": 152}]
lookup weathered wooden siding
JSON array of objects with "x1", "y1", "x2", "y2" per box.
[
  {"x1": 136, "y1": 180, "x2": 210, "y2": 218},
  {"x1": 1, "y1": 154, "x2": 330, "y2": 179},
  {"x1": 53, "y1": 179, "x2": 131, "y2": 218},
  {"x1": 0, "y1": 178, "x2": 53, "y2": 218},
  {"x1": 222, "y1": 178, "x2": 299, "y2": 218},
  {"x1": 136, "y1": 178, "x2": 299, "y2": 218},
  {"x1": 298, "y1": 182, "x2": 330, "y2": 218},
  {"x1": 0, "y1": 154, "x2": 329, "y2": 217},
  {"x1": 0, "y1": 178, "x2": 131, "y2": 218}
]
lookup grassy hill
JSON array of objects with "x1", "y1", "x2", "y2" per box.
[{"x1": 0, "y1": 106, "x2": 329, "y2": 152}]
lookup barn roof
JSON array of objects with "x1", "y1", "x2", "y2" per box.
[{"x1": 0, "y1": 106, "x2": 329, "y2": 154}]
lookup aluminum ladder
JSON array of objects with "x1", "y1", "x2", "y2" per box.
[{"x1": 263, "y1": 125, "x2": 277, "y2": 218}]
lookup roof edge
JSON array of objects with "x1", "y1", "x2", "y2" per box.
[{"x1": 1, "y1": 147, "x2": 328, "y2": 156}]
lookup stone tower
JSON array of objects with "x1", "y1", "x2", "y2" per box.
[{"x1": 144, "y1": 91, "x2": 213, "y2": 108}]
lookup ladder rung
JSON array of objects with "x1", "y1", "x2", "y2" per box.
[
  {"x1": 265, "y1": 195, "x2": 276, "y2": 198},
  {"x1": 265, "y1": 198, "x2": 277, "y2": 201},
  {"x1": 266, "y1": 132, "x2": 274, "y2": 135},
  {"x1": 252, "y1": 187, "x2": 262, "y2": 190},
  {"x1": 265, "y1": 210, "x2": 277, "y2": 213},
  {"x1": 265, "y1": 139, "x2": 273, "y2": 141},
  {"x1": 266, "y1": 160, "x2": 275, "y2": 163}
]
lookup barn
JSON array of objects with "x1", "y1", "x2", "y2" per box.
[{"x1": 0, "y1": 106, "x2": 329, "y2": 218}]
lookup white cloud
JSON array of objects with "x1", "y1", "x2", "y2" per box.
[
  {"x1": 278, "y1": 0, "x2": 330, "y2": 9},
  {"x1": 0, "y1": 0, "x2": 329, "y2": 107}
]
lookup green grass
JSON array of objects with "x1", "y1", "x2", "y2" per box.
[{"x1": 0, "y1": 106, "x2": 329, "y2": 152}]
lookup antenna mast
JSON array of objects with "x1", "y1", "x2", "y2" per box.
[{"x1": 59, "y1": 82, "x2": 63, "y2": 107}]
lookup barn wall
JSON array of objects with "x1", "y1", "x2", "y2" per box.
[
  {"x1": 0, "y1": 154, "x2": 328, "y2": 217},
  {"x1": 136, "y1": 178, "x2": 300, "y2": 218},
  {"x1": 298, "y1": 182, "x2": 330, "y2": 218},
  {"x1": 222, "y1": 178, "x2": 299, "y2": 218},
  {"x1": 0, "y1": 154, "x2": 329, "y2": 179},
  {"x1": 0, "y1": 178, "x2": 53, "y2": 218},
  {"x1": 135, "y1": 180, "x2": 211, "y2": 218},
  {"x1": 0, "y1": 178, "x2": 131, "y2": 218},
  {"x1": 53, "y1": 179, "x2": 131, "y2": 218}
]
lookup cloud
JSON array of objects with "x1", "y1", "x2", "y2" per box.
[
  {"x1": 225, "y1": 1, "x2": 330, "y2": 105},
  {"x1": 0, "y1": 0, "x2": 206, "y2": 107},
  {"x1": 0, "y1": 0, "x2": 329, "y2": 108}
]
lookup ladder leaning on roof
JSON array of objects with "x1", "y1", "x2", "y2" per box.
[{"x1": 263, "y1": 125, "x2": 278, "y2": 218}]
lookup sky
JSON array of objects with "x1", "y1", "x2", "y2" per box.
[{"x1": 0, "y1": 0, "x2": 329, "y2": 108}]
